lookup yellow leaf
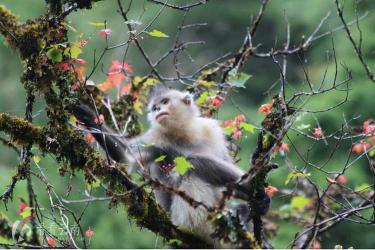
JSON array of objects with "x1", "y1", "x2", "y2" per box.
[
  {"x1": 62, "y1": 22, "x2": 77, "y2": 33},
  {"x1": 32, "y1": 155, "x2": 41, "y2": 164},
  {"x1": 154, "y1": 155, "x2": 167, "y2": 162},
  {"x1": 97, "y1": 80, "x2": 113, "y2": 92},
  {"x1": 20, "y1": 207, "x2": 32, "y2": 219},
  {"x1": 291, "y1": 196, "x2": 310, "y2": 211},
  {"x1": 133, "y1": 100, "x2": 143, "y2": 114},
  {"x1": 133, "y1": 76, "x2": 142, "y2": 86},
  {"x1": 143, "y1": 78, "x2": 159, "y2": 88},
  {"x1": 285, "y1": 172, "x2": 311, "y2": 185},
  {"x1": 147, "y1": 29, "x2": 169, "y2": 38},
  {"x1": 89, "y1": 22, "x2": 105, "y2": 27},
  {"x1": 68, "y1": 42, "x2": 82, "y2": 59},
  {"x1": 69, "y1": 115, "x2": 77, "y2": 125}
]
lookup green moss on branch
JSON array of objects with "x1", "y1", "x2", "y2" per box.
[{"x1": 0, "y1": 113, "x2": 211, "y2": 248}]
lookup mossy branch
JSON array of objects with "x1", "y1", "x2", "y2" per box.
[
  {"x1": 0, "y1": 113, "x2": 211, "y2": 248},
  {"x1": 238, "y1": 95, "x2": 292, "y2": 245},
  {"x1": 0, "y1": 5, "x2": 20, "y2": 48}
]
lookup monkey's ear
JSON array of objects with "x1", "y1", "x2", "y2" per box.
[
  {"x1": 149, "y1": 83, "x2": 168, "y2": 99},
  {"x1": 182, "y1": 95, "x2": 192, "y2": 105}
]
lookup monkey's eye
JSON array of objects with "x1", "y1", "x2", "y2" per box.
[{"x1": 160, "y1": 98, "x2": 169, "y2": 105}]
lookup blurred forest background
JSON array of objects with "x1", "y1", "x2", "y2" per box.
[{"x1": 1, "y1": 0, "x2": 375, "y2": 248}]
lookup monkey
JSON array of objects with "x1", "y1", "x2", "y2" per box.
[{"x1": 74, "y1": 84, "x2": 270, "y2": 247}]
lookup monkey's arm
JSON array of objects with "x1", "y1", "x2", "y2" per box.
[
  {"x1": 186, "y1": 154, "x2": 243, "y2": 185},
  {"x1": 186, "y1": 153, "x2": 270, "y2": 215},
  {"x1": 73, "y1": 103, "x2": 129, "y2": 162}
]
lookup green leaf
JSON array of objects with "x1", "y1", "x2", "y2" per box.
[
  {"x1": 291, "y1": 196, "x2": 310, "y2": 211},
  {"x1": 30, "y1": 145, "x2": 39, "y2": 153},
  {"x1": 355, "y1": 183, "x2": 371, "y2": 192},
  {"x1": 224, "y1": 126, "x2": 233, "y2": 135},
  {"x1": 369, "y1": 149, "x2": 375, "y2": 157},
  {"x1": 46, "y1": 46, "x2": 63, "y2": 63},
  {"x1": 168, "y1": 239, "x2": 183, "y2": 246},
  {"x1": 196, "y1": 91, "x2": 209, "y2": 105},
  {"x1": 285, "y1": 172, "x2": 311, "y2": 185},
  {"x1": 87, "y1": 179, "x2": 101, "y2": 190},
  {"x1": 296, "y1": 124, "x2": 311, "y2": 130},
  {"x1": 174, "y1": 157, "x2": 193, "y2": 175},
  {"x1": 20, "y1": 207, "x2": 32, "y2": 219},
  {"x1": 66, "y1": 42, "x2": 82, "y2": 59},
  {"x1": 228, "y1": 72, "x2": 251, "y2": 88},
  {"x1": 0, "y1": 235, "x2": 12, "y2": 244},
  {"x1": 147, "y1": 29, "x2": 169, "y2": 38},
  {"x1": 154, "y1": 155, "x2": 167, "y2": 163},
  {"x1": 89, "y1": 22, "x2": 105, "y2": 27},
  {"x1": 240, "y1": 122, "x2": 256, "y2": 133}
]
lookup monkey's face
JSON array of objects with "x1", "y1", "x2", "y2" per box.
[{"x1": 148, "y1": 90, "x2": 199, "y2": 127}]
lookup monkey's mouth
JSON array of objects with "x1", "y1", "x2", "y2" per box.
[{"x1": 156, "y1": 112, "x2": 169, "y2": 123}]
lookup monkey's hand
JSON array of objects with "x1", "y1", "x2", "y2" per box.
[{"x1": 72, "y1": 102, "x2": 100, "y2": 128}]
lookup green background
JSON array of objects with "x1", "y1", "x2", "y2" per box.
[{"x1": 1, "y1": 0, "x2": 375, "y2": 248}]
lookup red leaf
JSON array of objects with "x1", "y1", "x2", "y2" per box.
[
  {"x1": 85, "y1": 229, "x2": 94, "y2": 238},
  {"x1": 352, "y1": 141, "x2": 371, "y2": 153},
  {"x1": 233, "y1": 130, "x2": 242, "y2": 140},
  {"x1": 279, "y1": 142, "x2": 289, "y2": 151},
  {"x1": 265, "y1": 185, "x2": 279, "y2": 198},
  {"x1": 85, "y1": 133, "x2": 96, "y2": 143},
  {"x1": 234, "y1": 114, "x2": 246, "y2": 124},
  {"x1": 55, "y1": 62, "x2": 70, "y2": 71},
  {"x1": 99, "y1": 28, "x2": 112, "y2": 37},
  {"x1": 258, "y1": 103, "x2": 272, "y2": 114},
  {"x1": 71, "y1": 82, "x2": 80, "y2": 91},
  {"x1": 337, "y1": 174, "x2": 347, "y2": 184},
  {"x1": 312, "y1": 241, "x2": 321, "y2": 249},
  {"x1": 97, "y1": 81, "x2": 113, "y2": 92},
  {"x1": 18, "y1": 202, "x2": 28, "y2": 214},
  {"x1": 73, "y1": 66, "x2": 87, "y2": 81},
  {"x1": 312, "y1": 128, "x2": 323, "y2": 138},
  {"x1": 363, "y1": 119, "x2": 375, "y2": 135},
  {"x1": 273, "y1": 142, "x2": 289, "y2": 152},
  {"x1": 107, "y1": 72, "x2": 126, "y2": 88},
  {"x1": 223, "y1": 119, "x2": 234, "y2": 127},
  {"x1": 120, "y1": 83, "x2": 132, "y2": 96},
  {"x1": 47, "y1": 237, "x2": 56, "y2": 248},
  {"x1": 212, "y1": 96, "x2": 224, "y2": 107},
  {"x1": 74, "y1": 58, "x2": 87, "y2": 65},
  {"x1": 109, "y1": 60, "x2": 132, "y2": 73}
]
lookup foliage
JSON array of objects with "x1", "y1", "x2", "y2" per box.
[{"x1": 0, "y1": 0, "x2": 375, "y2": 249}]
